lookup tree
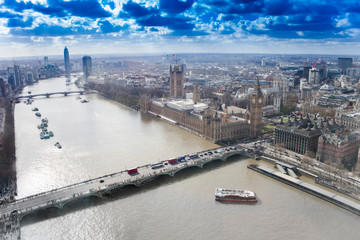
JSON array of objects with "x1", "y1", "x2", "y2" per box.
[{"x1": 202, "y1": 87, "x2": 216, "y2": 99}]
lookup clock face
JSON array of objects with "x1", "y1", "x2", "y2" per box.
[
  {"x1": 252, "y1": 98, "x2": 255, "y2": 103},
  {"x1": 258, "y1": 99, "x2": 262, "y2": 104}
]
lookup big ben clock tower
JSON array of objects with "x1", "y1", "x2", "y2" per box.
[{"x1": 250, "y1": 79, "x2": 263, "y2": 138}]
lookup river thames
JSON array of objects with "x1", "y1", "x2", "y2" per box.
[{"x1": 14, "y1": 76, "x2": 359, "y2": 239}]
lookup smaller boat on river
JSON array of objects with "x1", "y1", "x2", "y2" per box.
[{"x1": 54, "y1": 142, "x2": 62, "y2": 149}]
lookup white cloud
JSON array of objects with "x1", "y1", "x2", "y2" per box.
[
  {"x1": 0, "y1": 19, "x2": 9, "y2": 35},
  {"x1": 344, "y1": 28, "x2": 360, "y2": 37},
  {"x1": 30, "y1": 36, "x2": 44, "y2": 42},
  {"x1": 336, "y1": 14, "x2": 351, "y2": 28}
]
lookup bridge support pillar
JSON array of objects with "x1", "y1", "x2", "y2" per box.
[
  {"x1": 64, "y1": 92, "x2": 68, "y2": 96},
  {"x1": 135, "y1": 180, "x2": 141, "y2": 187},
  {"x1": 46, "y1": 93, "x2": 49, "y2": 98}
]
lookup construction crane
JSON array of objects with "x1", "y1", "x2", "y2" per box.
[{"x1": 312, "y1": 58, "x2": 321, "y2": 68}]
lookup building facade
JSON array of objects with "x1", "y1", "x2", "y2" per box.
[
  {"x1": 64, "y1": 47, "x2": 70, "y2": 77},
  {"x1": 170, "y1": 65, "x2": 184, "y2": 98},
  {"x1": 335, "y1": 110, "x2": 360, "y2": 131},
  {"x1": 250, "y1": 79, "x2": 264, "y2": 138},
  {"x1": 82, "y1": 56, "x2": 92, "y2": 81},
  {"x1": 338, "y1": 58, "x2": 353, "y2": 73},
  {"x1": 317, "y1": 129, "x2": 360, "y2": 171},
  {"x1": 275, "y1": 115, "x2": 322, "y2": 155},
  {"x1": 193, "y1": 83, "x2": 201, "y2": 103},
  {"x1": 140, "y1": 76, "x2": 263, "y2": 142}
]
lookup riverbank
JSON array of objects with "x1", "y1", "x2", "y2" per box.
[
  {"x1": 260, "y1": 154, "x2": 360, "y2": 202},
  {"x1": 248, "y1": 163, "x2": 360, "y2": 216},
  {"x1": 0, "y1": 99, "x2": 17, "y2": 203}
]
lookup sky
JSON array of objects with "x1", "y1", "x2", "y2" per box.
[{"x1": 1, "y1": 0, "x2": 360, "y2": 58}]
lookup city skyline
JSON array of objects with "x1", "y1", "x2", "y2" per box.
[{"x1": 1, "y1": 0, "x2": 360, "y2": 58}]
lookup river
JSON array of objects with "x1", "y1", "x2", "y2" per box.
[{"x1": 14, "y1": 76, "x2": 359, "y2": 239}]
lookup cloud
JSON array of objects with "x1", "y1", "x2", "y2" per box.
[
  {"x1": 1, "y1": 0, "x2": 360, "y2": 53},
  {"x1": 159, "y1": 0, "x2": 195, "y2": 14},
  {"x1": 221, "y1": 27, "x2": 235, "y2": 35},
  {"x1": 149, "y1": 27, "x2": 159, "y2": 32},
  {"x1": 7, "y1": 17, "x2": 33, "y2": 28},
  {"x1": 58, "y1": 0, "x2": 112, "y2": 18},
  {"x1": 101, "y1": 0, "x2": 116, "y2": 10},
  {"x1": 168, "y1": 29, "x2": 209, "y2": 37},
  {"x1": 137, "y1": 14, "x2": 195, "y2": 30},
  {"x1": 10, "y1": 23, "x2": 96, "y2": 36},
  {"x1": 98, "y1": 20, "x2": 129, "y2": 33},
  {"x1": 0, "y1": 10, "x2": 22, "y2": 19},
  {"x1": 122, "y1": 0, "x2": 159, "y2": 18},
  {"x1": 4, "y1": 0, "x2": 111, "y2": 19}
]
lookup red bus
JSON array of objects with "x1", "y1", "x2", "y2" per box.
[
  {"x1": 127, "y1": 168, "x2": 138, "y2": 175},
  {"x1": 168, "y1": 159, "x2": 178, "y2": 165}
]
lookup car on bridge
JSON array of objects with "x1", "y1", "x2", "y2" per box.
[
  {"x1": 127, "y1": 168, "x2": 139, "y2": 175},
  {"x1": 177, "y1": 156, "x2": 187, "y2": 163},
  {"x1": 168, "y1": 159, "x2": 178, "y2": 165},
  {"x1": 151, "y1": 163, "x2": 165, "y2": 169}
]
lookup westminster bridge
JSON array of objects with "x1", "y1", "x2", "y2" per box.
[{"x1": 0, "y1": 144, "x2": 255, "y2": 237}]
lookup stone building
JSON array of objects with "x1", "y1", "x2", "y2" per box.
[
  {"x1": 169, "y1": 65, "x2": 184, "y2": 98},
  {"x1": 193, "y1": 83, "x2": 201, "y2": 103},
  {"x1": 317, "y1": 129, "x2": 360, "y2": 171},
  {"x1": 250, "y1": 79, "x2": 264, "y2": 138},
  {"x1": 335, "y1": 110, "x2": 360, "y2": 131},
  {"x1": 275, "y1": 114, "x2": 322, "y2": 155},
  {"x1": 140, "y1": 75, "x2": 264, "y2": 143}
]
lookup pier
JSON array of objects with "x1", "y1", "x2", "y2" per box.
[
  {"x1": 248, "y1": 164, "x2": 360, "y2": 216},
  {"x1": 0, "y1": 145, "x2": 247, "y2": 237}
]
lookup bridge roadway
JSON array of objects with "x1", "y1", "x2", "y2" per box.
[
  {"x1": 16, "y1": 90, "x2": 96, "y2": 99},
  {"x1": 0, "y1": 144, "x2": 252, "y2": 225}
]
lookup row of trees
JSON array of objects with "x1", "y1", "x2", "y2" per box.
[
  {"x1": 301, "y1": 102, "x2": 336, "y2": 118},
  {"x1": 0, "y1": 99, "x2": 16, "y2": 191},
  {"x1": 88, "y1": 81, "x2": 166, "y2": 107}
]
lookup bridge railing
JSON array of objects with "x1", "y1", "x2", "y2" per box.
[{"x1": 3, "y1": 146, "x2": 245, "y2": 214}]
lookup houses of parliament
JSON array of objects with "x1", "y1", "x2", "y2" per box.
[{"x1": 140, "y1": 65, "x2": 263, "y2": 143}]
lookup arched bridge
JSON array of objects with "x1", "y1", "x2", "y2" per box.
[
  {"x1": 16, "y1": 90, "x2": 96, "y2": 99},
  {"x1": 0, "y1": 144, "x2": 251, "y2": 229}
]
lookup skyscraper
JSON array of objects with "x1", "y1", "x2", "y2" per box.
[
  {"x1": 64, "y1": 47, "x2": 70, "y2": 77},
  {"x1": 14, "y1": 65, "x2": 21, "y2": 86},
  {"x1": 82, "y1": 56, "x2": 92, "y2": 81},
  {"x1": 309, "y1": 68, "x2": 320, "y2": 84},
  {"x1": 44, "y1": 56, "x2": 49, "y2": 65},
  {"x1": 338, "y1": 58, "x2": 352, "y2": 73}
]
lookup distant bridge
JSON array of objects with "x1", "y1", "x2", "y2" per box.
[
  {"x1": 0, "y1": 144, "x2": 252, "y2": 235},
  {"x1": 16, "y1": 90, "x2": 96, "y2": 99}
]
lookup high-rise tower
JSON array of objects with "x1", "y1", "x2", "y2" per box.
[
  {"x1": 82, "y1": 56, "x2": 92, "y2": 81},
  {"x1": 64, "y1": 47, "x2": 70, "y2": 77},
  {"x1": 44, "y1": 56, "x2": 49, "y2": 65},
  {"x1": 170, "y1": 64, "x2": 184, "y2": 98},
  {"x1": 250, "y1": 79, "x2": 263, "y2": 138}
]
